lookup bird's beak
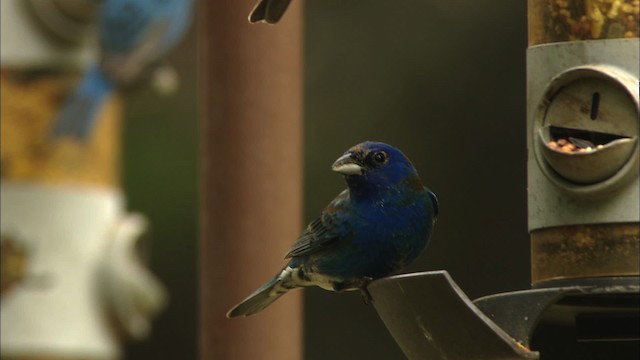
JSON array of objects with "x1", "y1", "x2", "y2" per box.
[{"x1": 332, "y1": 153, "x2": 363, "y2": 175}]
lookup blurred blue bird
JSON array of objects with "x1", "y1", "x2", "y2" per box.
[
  {"x1": 227, "y1": 141, "x2": 439, "y2": 317},
  {"x1": 51, "y1": 0, "x2": 194, "y2": 141}
]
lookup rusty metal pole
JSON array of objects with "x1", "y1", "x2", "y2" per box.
[{"x1": 199, "y1": 0, "x2": 303, "y2": 359}]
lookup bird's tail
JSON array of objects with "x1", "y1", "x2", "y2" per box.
[
  {"x1": 51, "y1": 64, "x2": 114, "y2": 141},
  {"x1": 226, "y1": 267, "x2": 295, "y2": 318}
]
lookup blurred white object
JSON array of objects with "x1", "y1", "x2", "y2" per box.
[
  {"x1": 0, "y1": 183, "x2": 166, "y2": 358},
  {"x1": 0, "y1": 0, "x2": 97, "y2": 68},
  {"x1": 98, "y1": 213, "x2": 167, "y2": 340},
  {"x1": 152, "y1": 64, "x2": 180, "y2": 96}
]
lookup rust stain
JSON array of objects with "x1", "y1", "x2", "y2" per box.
[
  {"x1": 0, "y1": 236, "x2": 28, "y2": 298},
  {"x1": 531, "y1": 223, "x2": 640, "y2": 284}
]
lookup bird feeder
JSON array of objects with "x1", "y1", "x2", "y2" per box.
[
  {"x1": 369, "y1": 1, "x2": 639, "y2": 359},
  {"x1": 527, "y1": 0, "x2": 639, "y2": 285},
  {"x1": 1, "y1": 1, "x2": 167, "y2": 359}
]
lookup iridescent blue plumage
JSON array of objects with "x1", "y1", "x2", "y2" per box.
[
  {"x1": 51, "y1": 0, "x2": 194, "y2": 141},
  {"x1": 227, "y1": 141, "x2": 438, "y2": 317}
]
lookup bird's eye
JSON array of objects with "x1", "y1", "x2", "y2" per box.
[{"x1": 372, "y1": 151, "x2": 388, "y2": 164}]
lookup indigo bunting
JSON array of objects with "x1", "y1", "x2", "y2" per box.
[
  {"x1": 227, "y1": 141, "x2": 438, "y2": 317},
  {"x1": 248, "y1": 0, "x2": 292, "y2": 24},
  {"x1": 51, "y1": 0, "x2": 194, "y2": 140}
]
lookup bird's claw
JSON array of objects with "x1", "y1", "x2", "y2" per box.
[{"x1": 360, "y1": 277, "x2": 374, "y2": 305}]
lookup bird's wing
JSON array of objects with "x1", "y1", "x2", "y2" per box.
[{"x1": 285, "y1": 190, "x2": 351, "y2": 258}]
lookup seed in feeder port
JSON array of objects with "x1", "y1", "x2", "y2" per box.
[
  {"x1": 547, "y1": 140, "x2": 560, "y2": 150},
  {"x1": 548, "y1": 138, "x2": 601, "y2": 153},
  {"x1": 561, "y1": 143, "x2": 576, "y2": 152}
]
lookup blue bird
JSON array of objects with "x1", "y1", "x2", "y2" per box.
[
  {"x1": 51, "y1": 0, "x2": 194, "y2": 141},
  {"x1": 248, "y1": 0, "x2": 292, "y2": 24},
  {"x1": 227, "y1": 141, "x2": 438, "y2": 317}
]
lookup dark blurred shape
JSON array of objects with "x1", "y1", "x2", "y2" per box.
[
  {"x1": 0, "y1": 236, "x2": 28, "y2": 298},
  {"x1": 248, "y1": 0, "x2": 292, "y2": 24},
  {"x1": 476, "y1": 277, "x2": 640, "y2": 358},
  {"x1": 530, "y1": 280, "x2": 640, "y2": 359}
]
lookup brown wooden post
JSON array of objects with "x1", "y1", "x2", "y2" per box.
[{"x1": 199, "y1": 0, "x2": 303, "y2": 359}]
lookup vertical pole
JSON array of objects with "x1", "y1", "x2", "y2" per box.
[{"x1": 199, "y1": 0, "x2": 303, "y2": 359}]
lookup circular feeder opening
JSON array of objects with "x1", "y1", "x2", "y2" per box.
[{"x1": 533, "y1": 65, "x2": 639, "y2": 195}]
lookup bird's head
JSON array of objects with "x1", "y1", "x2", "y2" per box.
[{"x1": 332, "y1": 141, "x2": 422, "y2": 193}]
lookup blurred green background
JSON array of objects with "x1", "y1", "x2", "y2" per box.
[{"x1": 123, "y1": 0, "x2": 528, "y2": 358}]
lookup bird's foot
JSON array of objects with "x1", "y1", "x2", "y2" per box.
[{"x1": 359, "y1": 277, "x2": 374, "y2": 305}]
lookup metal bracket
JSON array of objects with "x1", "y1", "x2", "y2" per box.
[{"x1": 369, "y1": 271, "x2": 538, "y2": 360}]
